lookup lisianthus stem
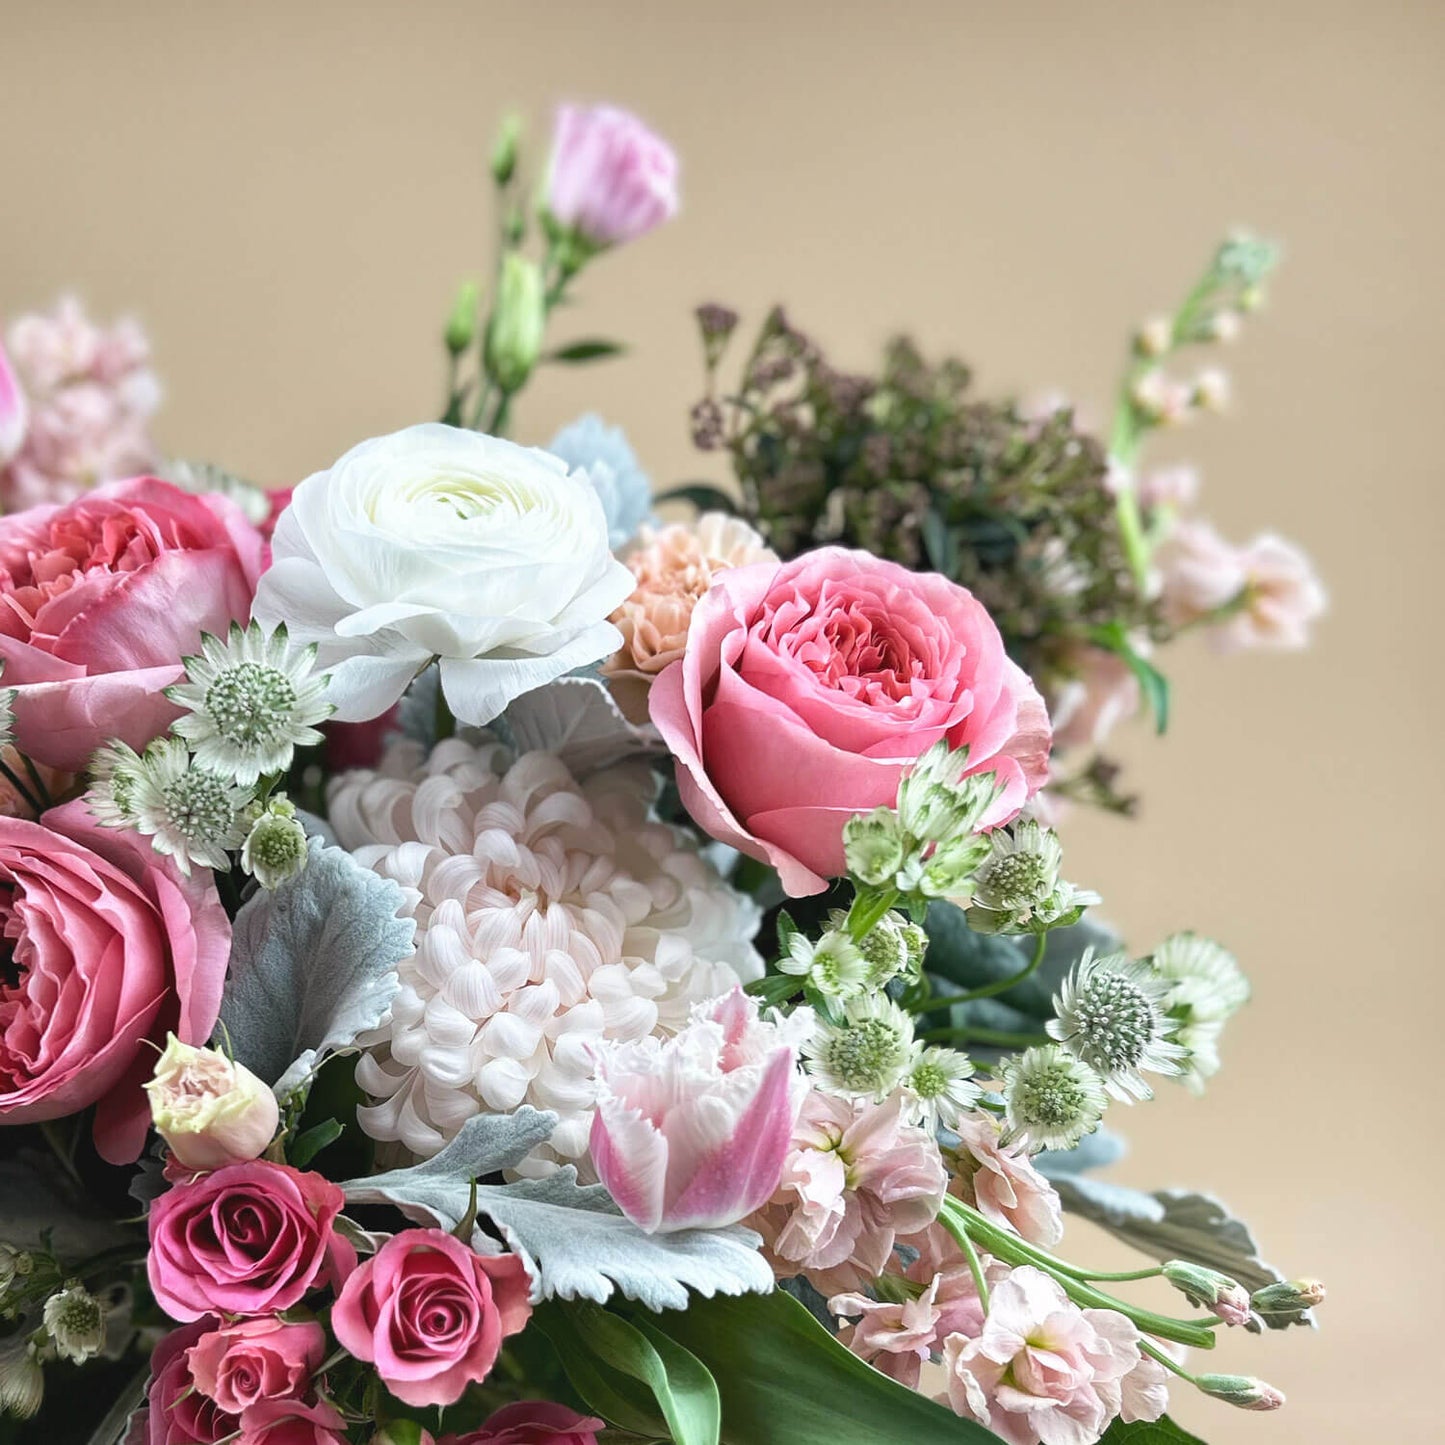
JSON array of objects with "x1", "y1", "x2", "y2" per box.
[
  {"x1": 939, "y1": 1197, "x2": 1217, "y2": 1349},
  {"x1": 911, "y1": 930, "x2": 1049, "y2": 1013}
]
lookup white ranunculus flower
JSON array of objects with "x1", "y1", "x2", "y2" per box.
[{"x1": 251, "y1": 423, "x2": 636, "y2": 724}]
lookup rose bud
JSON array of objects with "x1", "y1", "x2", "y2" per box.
[
  {"x1": 590, "y1": 988, "x2": 811, "y2": 1234},
  {"x1": 145, "y1": 1034, "x2": 280, "y2": 1172},
  {"x1": 440, "y1": 1402, "x2": 603, "y2": 1445}
]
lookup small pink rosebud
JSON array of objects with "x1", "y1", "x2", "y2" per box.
[
  {"x1": 590, "y1": 989, "x2": 811, "y2": 1233},
  {"x1": 0, "y1": 339, "x2": 27, "y2": 466},
  {"x1": 546, "y1": 103, "x2": 679, "y2": 248},
  {"x1": 144, "y1": 1033, "x2": 280, "y2": 1172}
]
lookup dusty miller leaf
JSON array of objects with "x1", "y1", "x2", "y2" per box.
[{"x1": 217, "y1": 839, "x2": 414, "y2": 1097}]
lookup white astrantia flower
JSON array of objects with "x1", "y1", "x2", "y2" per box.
[
  {"x1": 167, "y1": 622, "x2": 332, "y2": 786},
  {"x1": 1047, "y1": 950, "x2": 1187, "y2": 1102},
  {"x1": 904, "y1": 1044, "x2": 981, "y2": 1130},
  {"x1": 251, "y1": 423, "x2": 636, "y2": 727},
  {"x1": 966, "y1": 820, "x2": 1101, "y2": 934},
  {"x1": 85, "y1": 739, "x2": 146, "y2": 828},
  {"x1": 328, "y1": 735, "x2": 763, "y2": 1174},
  {"x1": 240, "y1": 797, "x2": 310, "y2": 890},
  {"x1": 803, "y1": 994, "x2": 916, "y2": 1102},
  {"x1": 840, "y1": 908, "x2": 929, "y2": 988},
  {"x1": 129, "y1": 738, "x2": 251, "y2": 875},
  {"x1": 779, "y1": 927, "x2": 869, "y2": 1000},
  {"x1": 42, "y1": 1282, "x2": 107, "y2": 1365},
  {"x1": 1150, "y1": 932, "x2": 1249, "y2": 1093},
  {"x1": 547, "y1": 412, "x2": 655, "y2": 551},
  {"x1": 999, "y1": 1043, "x2": 1109, "y2": 1153}
]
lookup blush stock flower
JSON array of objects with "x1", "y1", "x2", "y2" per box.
[
  {"x1": 951, "y1": 1110, "x2": 1064, "y2": 1247},
  {"x1": 0, "y1": 475, "x2": 266, "y2": 771},
  {"x1": 649, "y1": 547, "x2": 1051, "y2": 897},
  {"x1": 590, "y1": 988, "x2": 811, "y2": 1233},
  {"x1": 330, "y1": 1229, "x2": 531, "y2": 1408},
  {"x1": 147, "y1": 1160, "x2": 355, "y2": 1322},
  {"x1": 329, "y1": 736, "x2": 761, "y2": 1172},
  {"x1": 0, "y1": 798, "x2": 230, "y2": 1163},
  {"x1": 546, "y1": 104, "x2": 680, "y2": 248}
]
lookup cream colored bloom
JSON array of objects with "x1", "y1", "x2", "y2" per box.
[
  {"x1": 328, "y1": 737, "x2": 763, "y2": 1173},
  {"x1": 145, "y1": 1034, "x2": 280, "y2": 1170},
  {"x1": 603, "y1": 513, "x2": 775, "y2": 720}
]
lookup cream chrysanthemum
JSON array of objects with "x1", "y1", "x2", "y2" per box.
[{"x1": 328, "y1": 736, "x2": 763, "y2": 1174}]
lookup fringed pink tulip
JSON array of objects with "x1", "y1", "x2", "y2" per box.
[{"x1": 590, "y1": 989, "x2": 811, "y2": 1233}]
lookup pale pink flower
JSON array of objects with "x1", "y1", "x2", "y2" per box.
[
  {"x1": 941, "y1": 1265, "x2": 1166, "y2": 1445},
  {"x1": 1136, "y1": 464, "x2": 1199, "y2": 511},
  {"x1": 604, "y1": 514, "x2": 775, "y2": 723},
  {"x1": 590, "y1": 989, "x2": 811, "y2": 1232},
  {"x1": 751, "y1": 1090, "x2": 947, "y2": 1296},
  {"x1": 951, "y1": 1111, "x2": 1064, "y2": 1247},
  {"x1": 1, "y1": 297, "x2": 160, "y2": 510},
  {"x1": 328, "y1": 738, "x2": 762, "y2": 1173},
  {"x1": 0, "y1": 341, "x2": 26, "y2": 466},
  {"x1": 546, "y1": 104, "x2": 679, "y2": 248},
  {"x1": 1157, "y1": 520, "x2": 1325, "y2": 650},
  {"x1": 1048, "y1": 646, "x2": 1141, "y2": 752}
]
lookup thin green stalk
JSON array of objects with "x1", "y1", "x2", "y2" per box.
[
  {"x1": 1139, "y1": 1336, "x2": 1200, "y2": 1384},
  {"x1": 937, "y1": 1202, "x2": 990, "y2": 1308},
  {"x1": 918, "y1": 1024, "x2": 1049, "y2": 1048},
  {"x1": 911, "y1": 931, "x2": 1048, "y2": 1013},
  {"x1": 846, "y1": 885, "x2": 899, "y2": 943}
]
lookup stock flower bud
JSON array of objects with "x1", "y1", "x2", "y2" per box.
[
  {"x1": 145, "y1": 1034, "x2": 280, "y2": 1171},
  {"x1": 1135, "y1": 316, "x2": 1173, "y2": 357},
  {"x1": 1250, "y1": 1278, "x2": 1326, "y2": 1322},
  {"x1": 484, "y1": 253, "x2": 546, "y2": 392},
  {"x1": 1197, "y1": 1374, "x2": 1286, "y2": 1411},
  {"x1": 1162, "y1": 1259, "x2": 1252, "y2": 1325}
]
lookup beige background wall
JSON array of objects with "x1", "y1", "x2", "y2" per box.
[{"x1": 2, "y1": 2, "x2": 1438, "y2": 1440}]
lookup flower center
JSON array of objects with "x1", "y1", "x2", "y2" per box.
[
  {"x1": 822, "y1": 1018, "x2": 908, "y2": 1091},
  {"x1": 1073, "y1": 975, "x2": 1156, "y2": 1069},
  {"x1": 162, "y1": 772, "x2": 238, "y2": 843},
  {"x1": 1015, "y1": 1066, "x2": 1088, "y2": 1127},
  {"x1": 205, "y1": 663, "x2": 298, "y2": 747},
  {"x1": 983, "y1": 851, "x2": 1049, "y2": 904}
]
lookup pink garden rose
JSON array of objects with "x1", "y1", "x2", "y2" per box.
[
  {"x1": 331, "y1": 1229, "x2": 532, "y2": 1408},
  {"x1": 0, "y1": 475, "x2": 266, "y2": 770},
  {"x1": 442, "y1": 1402, "x2": 605, "y2": 1445},
  {"x1": 234, "y1": 1399, "x2": 348, "y2": 1444},
  {"x1": 0, "y1": 798, "x2": 230, "y2": 1163},
  {"x1": 649, "y1": 547, "x2": 1051, "y2": 896},
  {"x1": 185, "y1": 1316, "x2": 326, "y2": 1416},
  {"x1": 546, "y1": 104, "x2": 679, "y2": 247},
  {"x1": 137, "y1": 1319, "x2": 241, "y2": 1445},
  {"x1": 148, "y1": 1161, "x2": 355, "y2": 1321}
]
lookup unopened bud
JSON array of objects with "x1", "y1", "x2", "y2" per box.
[
  {"x1": 843, "y1": 808, "x2": 907, "y2": 887},
  {"x1": 855, "y1": 910, "x2": 929, "y2": 986},
  {"x1": 444, "y1": 279, "x2": 481, "y2": 356},
  {"x1": 1162, "y1": 1260, "x2": 1252, "y2": 1326},
  {"x1": 1129, "y1": 370, "x2": 1191, "y2": 425},
  {"x1": 485, "y1": 252, "x2": 546, "y2": 393},
  {"x1": 145, "y1": 1034, "x2": 280, "y2": 1171},
  {"x1": 1238, "y1": 283, "x2": 1265, "y2": 312},
  {"x1": 1250, "y1": 1278, "x2": 1326, "y2": 1321},
  {"x1": 370, "y1": 1424, "x2": 437, "y2": 1445},
  {"x1": 1135, "y1": 316, "x2": 1173, "y2": 358},
  {"x1": 1197, "y1": 1374, "x2": 1286, "y2": 1411},
  {"x1": 1205, "y1": 310, "x2": 1242, "y2": 343},
  {"x1": 490, "y1": 112, "x2": 522, "y2": 186},
  {"x1": 1192, "y1": 368, "x2": 1230, "y2": 412},
  {"x1": 0, "y1": 1247, "x2": 17, "y2": 1296}
]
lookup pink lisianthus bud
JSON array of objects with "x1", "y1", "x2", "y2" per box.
[
  {"x1": 145, "y1": 1034, "x2": 280, "y2": 1172},
  {"x1": 546, "y1": 104, "x2": 679, "y2": 248},
  {"x1": 0, "y1": 340, "x2": 27, "y2": 466},
  {"x1": 590, "y1": 988, "x2": 811, "y2": 1234}
]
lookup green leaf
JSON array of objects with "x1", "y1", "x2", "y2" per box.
[
  {"x1": 287, "y1": 1117, "x2": 344, "y2": 1170},
  {"x1": 1088, "y1": 623, "x2": 1170, "y2": 734},
  {"x1": 548, "y1": 338, "x2": 628, "y2": 363},
  {"x1": 538, "y1": 1302, "x2": 720, "y2": 1445},
  {"x1": 1099, "y1": 1416, "x2": 1208, "y2": 1444},
  {"x1": 655, "y1": 483, "x2": 739, "y2": 513},
  {"x1": 637, "y1": 1289, "x2": 998, "y2": 1445}
]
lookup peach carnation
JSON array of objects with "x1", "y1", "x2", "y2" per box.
[
  {"x1": 327, "y1": 736, "x2": 762, "y2": 1173},
  {"x1": 603, "y1": 513, "x2": 775, "y2": 721}
]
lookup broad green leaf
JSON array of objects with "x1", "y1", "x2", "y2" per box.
[
  {"x1": 287, "y1": 1117, "x2": 345, "y2": 1170},
  {"x1": 548, "y1": 338, "x2": 627, "y2": 363},
  {"x1": 1099, "y1": 1416, "x2": 1208, "y2": 1444},
  {"x1": 639, "y1": 1289, "x2": 998, "y2": 1444},
  {"x1": 1088, "y1": 623, "x2": 1170, "y2": 734}
]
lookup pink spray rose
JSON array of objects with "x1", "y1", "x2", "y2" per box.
[
  {"x1": 1, "y1": 297, "x2": 161, "y2": 511},
  {"x1": 649, "y1": 547, "x2": 1051, "y2": 896},
  {"x1": 0, "y1": 798, "x2": 230, "y2": 1163},
  {"x1": 330, "y1": 1229, "x2": 532, "y2": 1408},
  {"x1": 546, "y1": 104, "x2": 679, "y2": 247},
  {"x1": 137, "y1": 1319, "x2": 241, "y2": 1445},
  {"x1": 148, "y1": 1160, "x2": 355, "y2": 1321},
  {"x1": 442, "y1": 1402, "x2": 605, "y2": 1445},
  {"x1": 0, "y1": 475, "x2": 266, "y2": 770},
  {"x1": 941, "y1": 1265, "x2": 1167, "y2": 1445},
  {"x1": 752, "y1": 1090, "x2": 948, "y2": 1296},
  {"x1": 234, "y1": 1399, "x2": 349, "y2": 1445},
  {"x1": 185, "y1": 1316, "x2": 327, "y2": 1416},
  {"x1": 590, "y1": 988, "x2": 810, "y2": 1233}
]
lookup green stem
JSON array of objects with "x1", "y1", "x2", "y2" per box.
[
  {"x1": 918, "y1": 1025, "x2": 1049, "y2": 1048},
  {"x1": 434, "y1": 675, "x2": 456, "y2": 742},
  {"x1": 912, "y1": 931, "x2": 1048, "y2": 1013},
  {"x1": 0, "y1": 755, "x2": 43, "y2": 816},
  {"x1": 937, "y1": 1200, "x2": 990, "y2": 1308},
  {"x1": 846, "y1": 885, "x2": 899, "y2": 943},
  {"x1": 1139, "y1": 1336, "x2": 1200, "y2": 1384}
]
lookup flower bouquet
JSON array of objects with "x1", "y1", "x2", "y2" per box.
[{"x1": 0, "y1": 104, "x2": 1326, "y2": 1445}]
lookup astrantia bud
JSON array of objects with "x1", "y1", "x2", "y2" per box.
[
  {"x1": 41, "y1": 1282, "x2": 106, "y2": 1364},
  {"x1": 485, "y1": 253, "x2": 546, "y2": 392},
  {"x1": 241, "y1": 797, "x2": 309, "y2": 890},
  {"x1": 1162, "y1": 1259, "x2": 1252, "y2": 1326},
  {"x1": 843, "y1": 808, "x2": 907, "y2": 887},
  {"x1": 145, "y1": 1034, "x2": 280, "y2": 1171},
  {"x1": 1197, "y1": 1374, "x2": 1286, "y2": 1411},
  {"x1": 852, "y1": 910, "x2": 929, "y2": 987}
]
